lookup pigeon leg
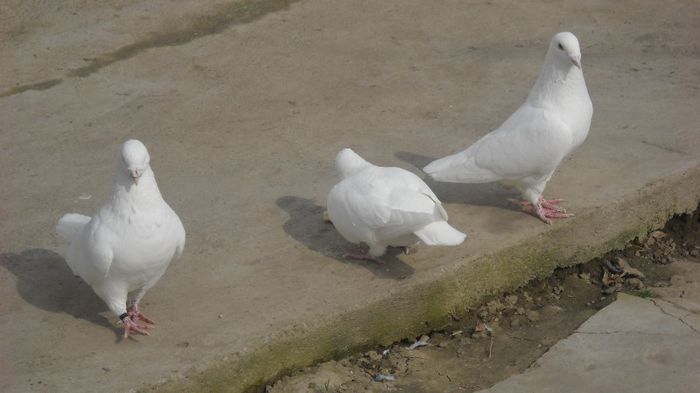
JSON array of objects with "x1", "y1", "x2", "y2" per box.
[
  {"x1": 123, "y1": 316, "x2": 150, "y2": 338},
  {"x1": 128, "y1": 302, "x2": 155, "y2": 325}
]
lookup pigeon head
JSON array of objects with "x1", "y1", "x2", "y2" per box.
[
  {"x1": 550, "y1": 32, "x2": 582, "y2": 69},
  {"x1": 119, "y1": 139, "x2": 151, "y2": 185},
  {"x1": 335, "y1": 148, "x2": 370, "y2": 179}
]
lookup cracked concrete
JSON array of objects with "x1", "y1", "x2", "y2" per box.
[{"x1": 478, "y1": 288, "x2": 700, "y2": 393}]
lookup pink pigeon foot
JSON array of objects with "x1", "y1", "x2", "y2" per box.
[
  {"x1": 511, "y1": 198, "x2": 573, "y2": 224},
  {"x1": 122, "y1": 316, "x2": 150, "y2": 338},
  {"x1": 128, "y1": 303, "x2": 155, "y2": 325}
]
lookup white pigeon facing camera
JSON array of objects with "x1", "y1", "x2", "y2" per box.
[
  {"x1": 327, "y1": 148, "x2": 466, "y2": 262},
  {"x1": 424, "y1": 32, "x2": 593, "y2": 224},
  {"x1": 56, "y1": 140, "x2": 185, "y2": 338}
]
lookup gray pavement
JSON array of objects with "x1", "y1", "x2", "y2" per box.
[
  {"x1": 478, "y1": 262, "x2": 700, "y2": 393},
  {"x1": 1, "y1": 1, "x2": 699, "y2": 392}
]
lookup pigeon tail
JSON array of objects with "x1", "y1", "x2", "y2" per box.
[
  {"x1": 414, "y1": 221, "x2": 466, "y2": 246},
  {"x1": 56, "y1": 213, "x2": 91, "y2": 242}
]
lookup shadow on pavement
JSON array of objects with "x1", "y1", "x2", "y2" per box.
[
  {"x1": 276, "y1": 196, "x2": 415, "y2": 280},
  {"x1": 0, "y1": 249, "x2": 122, "y2": 340},
  {"x1": 395, "y1": 151, "x2": 519, "y2": 210}
]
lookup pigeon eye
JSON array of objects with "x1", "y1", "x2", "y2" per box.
[{"x1": 557, "y1": 43, "x2": 564, "y2": 50}]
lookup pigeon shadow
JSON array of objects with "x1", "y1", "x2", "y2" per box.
[
  {"x1": 0, "y1": 249, "x2": 122, "y2": 341},
  {"x1": 395, "y1": 151, "x2": 520, "y2": 210},
  {"x1": 276, "y1": 196, "x2": 415, "y2": 280}
]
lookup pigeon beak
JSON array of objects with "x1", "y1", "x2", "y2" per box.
[
  {"x1": 130, "y1": 170, "x2": 141, "y2": 185},
  {"x1": 571, "y1": 56, "x2": 582, "y2": 69}
]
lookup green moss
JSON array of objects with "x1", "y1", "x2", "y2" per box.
[
  {"x1": 628, "y1": 289, "x2": 655, "y2": 299},
  {"x1": 148, "y1": 186, "x2": 700, "y2": 392}
]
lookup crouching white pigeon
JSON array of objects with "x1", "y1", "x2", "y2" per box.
[
  {"x1": 327, "y1": 148, "x2": 466, "y2": 262},
  {"x1": 56, "y1": 139, "x2": 186, "y2": 338},
  {"x1": 423, "y1": 32, "x2": 593, "y2": 224}
]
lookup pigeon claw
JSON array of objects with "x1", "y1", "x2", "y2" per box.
[
  {"x1": 128, "y1": 303, "x2": 155, "y2": 324},
  {"x1": 535, "y1": 202, "x2": 574, "y2": 224},
  {"x1": 515, "y1": 198, "x2": 573, "y2": 224},
  {"x1": 128, "y1": 304, "x2": 155, "y2": 325},
  {"x1": 123, "y1": 317, "x2": 151, "y2": 338}
]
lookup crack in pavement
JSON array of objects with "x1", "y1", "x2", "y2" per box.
[
  {"x1": 574, "y1": 330, "x2": 694, "y2": 337},
  {"x1": 649, "y1": 298, "x2": 700, "y2": 335}
]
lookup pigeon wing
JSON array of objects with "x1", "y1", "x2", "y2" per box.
[
  {"x1": 426, "y1": 104, "x2": 573, "y2": 182},
  {"x1": 472, "y1": 104, "x2": 574, "y2": 179}
]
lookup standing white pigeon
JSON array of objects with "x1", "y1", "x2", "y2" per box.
[
  {"x1": 327, "y1": 148, "x2": 466, "y2": 262},
  {"x1": 56, "y1": 140, "x2": 185, "y2": 338},
  {"x1": 423, "y1": 32, "x2": 593, "y2": 224}
]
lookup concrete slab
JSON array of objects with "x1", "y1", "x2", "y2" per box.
[
  {"x1": 1, "y1": 1, "x2": 699, "y2": 392},
  {"x1": 476, "y1": 293, "x2": 700, "y2": 393}
]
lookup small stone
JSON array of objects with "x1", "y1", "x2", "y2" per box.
[
  {"x1": 218, "y1": 313, "x2": 223, "y2": 319},
  {"x1": 367, "y1": 350, "x2": 382, "y2": 363},
  {"x1": 505, "y1": 295, "x2": 518, "y2": 306},
  {"x1": 526, "y1": 310, "x2": 540, "y2": 322},
  {"x1": 419, "y1": 335, "x2": 430, "y2": 343},
  {"x1": 627, "y1": 277, "x2": 644, "y2": 289},
  {"x1": 650, "y1": 230, "x2": 667, "y2": 239},
  {"x1": 577, "y1": 272, "x2": 591, "y2": 282},
  {"x1": 510, "y1": 318, "x2": 521, "y2": 328},
  {"x1": 515, "y1": 307, "x2": 525, "y2": 315},
  {"x1": 438, "y1": 341, "x2": 449, "y2": 348},
  {"x1": 602, "y1": 285, "x2": 618, "y2": 295},
  {"x1": 487, "y1": 300, "x2": 504, "y2": 314},
  {"x1": 102, "y1": 367, "x2": 110, "y2": 372}
]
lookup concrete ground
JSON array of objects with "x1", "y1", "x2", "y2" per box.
[
  {"x1": 1, "y1": 1, "x2": 699, "y2": 392},
  {"x1": 478, "y1": 262, "x2": 700, "y2": 393}
]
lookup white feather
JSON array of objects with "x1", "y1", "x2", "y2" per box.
[
  {"x1": 56, "y1": 140, "x2": 186, "y2": 318},
  {"x1": 424, "y1": 32, "x2": 593, "y2": 205},
  {"x1": 328, "y1": 149, "x2": 466, "y2": 257}
]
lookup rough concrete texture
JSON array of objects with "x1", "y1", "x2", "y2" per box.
[
  {"x1": 1, "y1": 0, "x2": 699, "y2": 392},
  {"x1": 477, "y1": 292, "x2": 700, "y2": 393}
]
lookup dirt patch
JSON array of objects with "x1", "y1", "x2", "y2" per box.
[{"x1": 266, "y1": 208, "x2": 700, "y2": 393}]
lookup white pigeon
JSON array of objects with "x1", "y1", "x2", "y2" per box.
[
  {"x1": 56, "y1": 140, "x2": 186, "y2": 338},
  {"x1": 327, "y1": 148, "x2": 466, "y2": 262},
  {"x1": 423, "y1": 32, "x2": 593, "y2": 224}
]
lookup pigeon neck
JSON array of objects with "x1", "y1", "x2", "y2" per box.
[
  {"x1": 527, "y1": 54, "x2": 586, "y2": 107},
  {"x1": 339, "y1": 161, "x2": 371, "y2": 178},
  {"x1": 110, "y1": 168, "x2": 163, "y2": 208}
]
